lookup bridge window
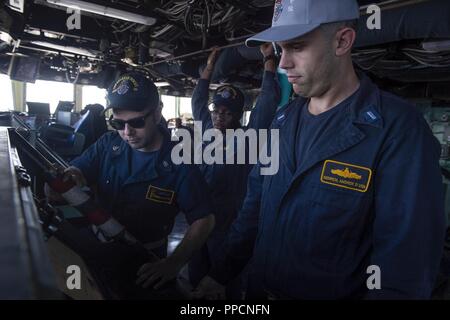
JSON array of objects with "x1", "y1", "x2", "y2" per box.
[
  {"x1": 26, "y1": 80, "x2": 74, "y2": 113},
  {"x1": 0, "y1": 74, "x2": 14, "y2": 111},
  {"x1": 82, "y1": 85, "x2": 107, "y2": 108},
  {"x1": 178, "y1": 96, "x2": 192, "y2": 119},
  {"x1": 161, "y1": 95, "x2": 176, "y2": 120}
]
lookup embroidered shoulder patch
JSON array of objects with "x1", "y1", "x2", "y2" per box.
[
  {"x1": 146, "y1": 185, "x2": 175, "y2": 204},
  {"x1": 320, "y1": 160, "x2": 372, "y2": 193}
]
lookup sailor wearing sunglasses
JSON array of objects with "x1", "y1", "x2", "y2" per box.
[{"x1": 67, "y1": 72, "x2": 215, "y2": 298}]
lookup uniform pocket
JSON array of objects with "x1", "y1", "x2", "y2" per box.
[{"x1": 304, "y1": 184, "x2": 372, "y2": 271}]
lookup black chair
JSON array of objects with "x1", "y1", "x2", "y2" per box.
[
  {"x1": 41, "y1": 123, "x2": 85, "y2": 159},
  {"x1": 74, "y1": 104, "x2": 108, "y2": 151}
]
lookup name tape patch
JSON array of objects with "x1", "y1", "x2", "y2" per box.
[
  {"x1": 146, "y1": 185, "x2": 175, "y2": 204},
  {"x1": 320, "y1": 160, "x2": 372, "y2": 193}
]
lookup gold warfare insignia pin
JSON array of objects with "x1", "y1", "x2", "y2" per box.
[
  {"x1": 320, "y1": 160, "x2": 372, "y2": 193},
  {"x1": 146, "y1": 185, "x2": 175, "y2": 204}
]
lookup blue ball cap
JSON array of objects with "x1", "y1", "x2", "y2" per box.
[
  {"x1": 106, "y1": 72, "x2": 160, "y2": 112},
  {"x1": 212, "y1": 85, "x2": 245, "y2": 114}
]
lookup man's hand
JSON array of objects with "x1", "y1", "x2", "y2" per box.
[
  {"x1": 190, "y1": 275, "x2": 226, "y2": 300},
  {"x1": 260, "y1": 43, "x2": 277, "y2": 72},
  {"x1": 62, "y1": 166, "x2": 87, "y2": 187},
  {"x1": 44, "y1": 183, "x2": 66, "y2": 203},
  {"x1": 260, "y1": 42, "x2": 274, "y2": 58},
  {"x1": 201, "y1": 47, "x2": 220, "y2": 80},
  {"x1": 207, "y1": 47, "x2": 220, "y2": 69},
  {"x1": 44, "y1": 166, "x2": 86, "y2": 202},
  {"x1": 136, "y1": 257, "x2": 183, "y2": 290}
]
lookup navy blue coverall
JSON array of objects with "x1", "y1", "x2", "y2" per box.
[
  {"x1": 189, "y1": 71, "x2": 280, "y2": 290},
  {"x1": 69, "y1": 127, "x2": 213, "y2": 298},
  {"x1": 210, "y1": 73, "x2": 446, "y2": 299}
]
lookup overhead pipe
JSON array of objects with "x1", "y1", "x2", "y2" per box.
[{"x1": 146, "y1": 41, "x2": 245, "y2": 67}]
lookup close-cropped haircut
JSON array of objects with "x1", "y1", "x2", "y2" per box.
[{"x1": 320, "y1": 19, "x2": 358, "y2": 39}]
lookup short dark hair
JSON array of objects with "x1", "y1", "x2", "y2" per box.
[{"x1": 320, "y1": 19, "x2": 358, "y2": 38}]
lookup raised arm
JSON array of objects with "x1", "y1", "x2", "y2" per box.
[
  {"x1": 191, "y1": 48, "x2": 221, "y2": 129},
  {"x1": 247, "y1": 43, "x2": 281, "y2": 131}
]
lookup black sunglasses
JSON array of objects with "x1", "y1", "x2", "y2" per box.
[{"x1": 109, "y1": 111, "x2": 153, "y2": 130}]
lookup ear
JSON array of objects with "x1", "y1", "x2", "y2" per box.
[{"x1": 335, "y1": 27, "x2": 356, "y2": 57}]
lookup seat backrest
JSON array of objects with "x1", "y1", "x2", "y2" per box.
[
  {"x1": 43, "y1": 123, "x2": 75, "y2": 146},
  {"x1": 74, "y1": 104, "x2": 108, "y2": 151}
]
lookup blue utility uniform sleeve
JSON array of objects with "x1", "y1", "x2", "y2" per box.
[
  {"x1": 366, "y1": 115, "x2": 446, "y2": 299},
  {"x1": 176, "y1": 164, "x2": 214, "y2": 225},
  {"x1": 191, "y1": 78, "x2": 213, "y2": 131},
  {"x1": 246, "y1": 71, "x2": 280, "y2": 130},
  {"x1": 70, "y1": 132, "x2": 109, "y2": 186},
  {"x1": 209, "y1": 162, "x2": 263, "y2": 284}
]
